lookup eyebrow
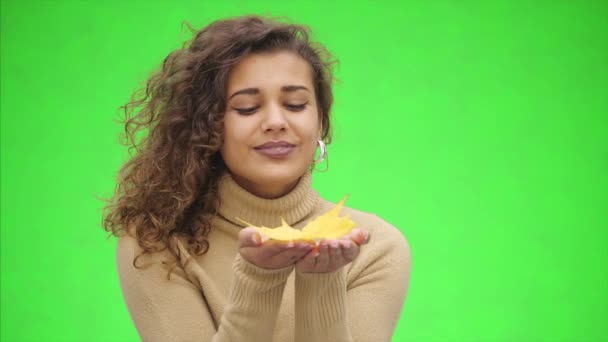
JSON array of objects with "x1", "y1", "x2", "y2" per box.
[{"x1": 228, "y1": 85, "x2": 310, "y2": 100}]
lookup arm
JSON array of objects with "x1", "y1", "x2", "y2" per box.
[
  {"x1": 295, "y1": 267, "x2": 351, "y2": 341},
  {"x1": 294, "y1": 220, "x2": 412, "y2": 342},
  {"x1": 116, "y1": 235, "x2": 292, "y2": 342}
]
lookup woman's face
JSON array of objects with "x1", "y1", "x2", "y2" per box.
[{"x1": 221, "y1": 50, "x2": 321, "y2": 198}]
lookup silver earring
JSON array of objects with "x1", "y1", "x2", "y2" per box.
[{"x1": 314, "y1": 140, "x2": 326, "y2": 164}]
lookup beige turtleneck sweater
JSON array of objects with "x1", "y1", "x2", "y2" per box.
[{"x1": 116, "y1": 171, "x2": 412, "y2": 342}]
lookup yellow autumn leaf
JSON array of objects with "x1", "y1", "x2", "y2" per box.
[{"x1": 237, "y1": 195, "x2": 356, "y2": 241}]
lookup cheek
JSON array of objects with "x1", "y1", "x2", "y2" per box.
[
  {"x1": 223, "y1": 116, "x2": 250, "y2": 144},
  {"x1": 298, "y1": 132, "x2": 318, "y2": 157},
  {"x1": 221, "y1": 118, "x2": 244, "y2": 158},
  {"x1": 302, "y1": 129, "x2": 319, "y2": 154},
  {"x1": 295, "y1": 110, "x2": 321, "y2": 140}
]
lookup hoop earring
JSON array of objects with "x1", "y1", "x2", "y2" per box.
[
  {"x1": 312, "y1": 140, "x2": 329, "y2": 172},
  {"x1": 314, "y1": 140, "x2": 326, "y2": 164}
]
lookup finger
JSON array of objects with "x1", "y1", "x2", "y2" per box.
[
  {"x1": 348, "y1": 229, "x2": 370, "y2": 246},
  {"x1": 239, "y1": 227, "x2": 262, "y2": 248},
  {"x1": 265, "y1": 239, "x2": 314, "y2": 249},
  {"x1": 293, "y1": 238, "x2": 316, "y2": 246},
  {"x1": 343, "y1": 229, "x2": 358, "y2": 243},
  {"x1": 275, "y1": 242, "x2": 313, "y2": 262},
  {"x1": 362, "y1": 230, "x2": 370, "y2": 244},
  {"x1": 315, "y1": 242, "x2": 330, "y2": 271},
  {"x1": 260, "y1": 240, "x2": 299, "y2": 256},
  {"x1": 328, "y1": 240, "x2": 342, "y2": 272},
  {"x1": 240, "y1": 237, "x2": 297, "y2": 260},
  {"x1": 340, "y1": 239, "x2": 359, "y2": 261}
]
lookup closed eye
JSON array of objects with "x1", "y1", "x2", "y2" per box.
[
  {"x1": 233, "y1": 106, "x2": 258, "y2": 115},
  {"x1": 232, "y1": 102, "x2": 308, "y2": 115},
  {"x1": 286, "y1": 103, "x2": 308, "y2": 112}
]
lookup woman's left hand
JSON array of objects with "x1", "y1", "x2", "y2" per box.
[{"x1": 296, "y1": 228, "x2": 370, "y2": 273}]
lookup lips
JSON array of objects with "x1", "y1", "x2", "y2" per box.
[
  {"x1": 254, "y1": 141, "x2": 296, "y2": 159},
  {"x1": 255, "y1": 141, "x2": 296, "y2": 149}
]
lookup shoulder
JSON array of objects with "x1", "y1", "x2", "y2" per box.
[
  {"x1": 115, "y1": 232, "x2": 197, "y2": 296},
  {"x1": 115, "y1": 232, "x2": 180, "y2": 276},
  {"x1": 116, "y1": 233, "x2": 139, "y2": 267}
]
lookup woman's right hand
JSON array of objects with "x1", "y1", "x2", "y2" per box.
[{"x1": 238, "y1": 227, "x2": 314, "y2": 270}]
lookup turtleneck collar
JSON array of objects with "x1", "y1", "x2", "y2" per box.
[{"x1": 216, "y1": 170, "x2": 319, "y2": 229}]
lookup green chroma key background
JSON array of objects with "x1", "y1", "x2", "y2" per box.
[{"x1": 1, "y1": 1, "x2": 606, "y2": 341}]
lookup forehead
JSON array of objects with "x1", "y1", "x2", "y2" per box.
[{"x1": 226, "y1": 50, "x2": 314, "y2": 92}]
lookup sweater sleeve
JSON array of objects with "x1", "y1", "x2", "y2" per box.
[
  {"x1": 116, "y1": 235, "x2": 292, "y2": 342},
  {"x1": 294, "y1": 218, "x2": 412, "y2": 342}
]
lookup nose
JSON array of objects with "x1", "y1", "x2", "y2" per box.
[{"x1": 260, "y1": 103, "x2": 288, "y2": 132}]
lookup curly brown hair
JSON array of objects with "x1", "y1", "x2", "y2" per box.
[{"x1": 100, "y1": 14, "x2": 337, "y2": 277}]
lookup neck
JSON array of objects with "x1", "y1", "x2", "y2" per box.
[
  {"x1": 230, "y1": 173, "x2": 299, "y2": 199},
  {"x1": 216, "y1": 170, "x2": 319, "y2": 228}
]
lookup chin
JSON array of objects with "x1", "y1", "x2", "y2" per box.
[
  {"x1": 257, "y1": 164, "x2": 305, "y2": 184},
  {"x1": 256, "y1": 159, "x2": 312, "y2": 184},
  {"x1": 227, "y1": 162, "x2": 309, "y2": 198}
]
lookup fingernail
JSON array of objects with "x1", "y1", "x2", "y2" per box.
[
  {"x1": 359, "y1": 231, "x2": 368, "y2": 243},
  {"x1": 251, "y1": 234, "x2": 260, "y2": 245},
  {"x1": 287, "y1": 241, "x2": 294, "y2": 248},
  {"x1": 331, "y1": 241, "x2": 339, "y2": 249}
]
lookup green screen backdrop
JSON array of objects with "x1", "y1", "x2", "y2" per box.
[{"x1": 1, "y1": 1, "x2": 607, "y2": 341}]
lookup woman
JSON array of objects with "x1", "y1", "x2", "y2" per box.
[{"x1": 103, "y1": 15, "x2": 412, "y2": 342}]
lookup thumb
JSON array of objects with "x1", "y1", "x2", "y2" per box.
[
  {"x1": 239, "y1": 227, "x2": 262, "y2": 248},
  {"x1": 351, "y1": 229, "x2": 370, "y2": 245}
]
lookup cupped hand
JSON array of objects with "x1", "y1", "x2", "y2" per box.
[
  {"x1": 238, "y1": 227, "x2": 314, "y2": 270},
  {"x1": 295, "y1": 228, "x2": 370, "y2": 274}
]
